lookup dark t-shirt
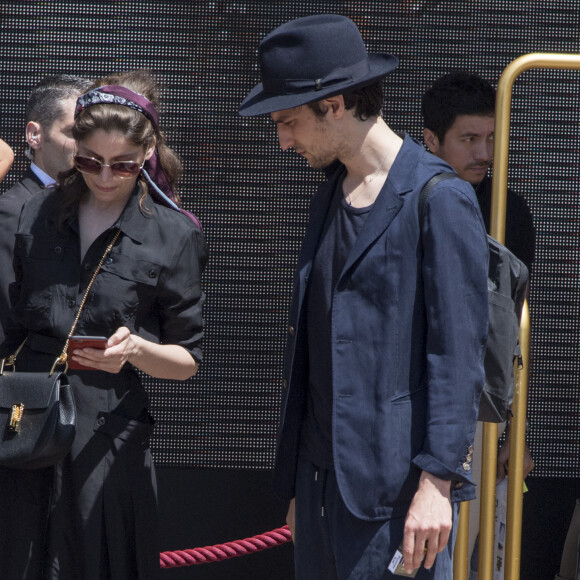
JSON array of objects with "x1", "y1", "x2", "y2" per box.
[
  {"x1": 475, "y1": 175, "x2": 536, "y2": 271},
  {"x1": 299, "y1": 184, "x2": 372, "y2": 469}
]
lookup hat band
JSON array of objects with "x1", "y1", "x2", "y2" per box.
[{"x1": 262, "y1": 58, "x2": 370, "y2": 96}]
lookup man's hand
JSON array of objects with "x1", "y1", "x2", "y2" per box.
[
  {"x1": 497, "y1": 438, "x2": 535, "y2": 484},
  {"x1": 403, "y1": 471, "x2": 452, "y2": 574},
  {"x1": 286, "y1": 498, "x2": 296, "y2": 542}
]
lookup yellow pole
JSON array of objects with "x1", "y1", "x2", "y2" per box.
[
  {"x1": 453, "y1": 501, "x2": 470, "y2": 580},
  {"x1": 504, "y1": 300, "x2": 530, "y2": 580},
  {"x1": 492, "y1": 53, "x2": 580, "y2": 244},
  {"x1": 481, "y1": 52, "x2": 580, "y2": 580},
  {"x1": 478, "y1": 422, "x2": 498, "y2": 580}
]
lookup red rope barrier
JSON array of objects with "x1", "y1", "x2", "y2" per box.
[{"x1": 159, "y1": 525, "x2": 292, "y2": 568}]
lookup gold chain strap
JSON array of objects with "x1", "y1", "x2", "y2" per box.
[
  {"x1": 55, "y1": 228, "x2": 121, "y2": 370},
  {"x1": 1, "y1": 228, "x2": 121, "y2": 376}
]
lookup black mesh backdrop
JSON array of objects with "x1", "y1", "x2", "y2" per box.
[{"x1": 0, "y1": 1, "x2": 578, "y2": 477}]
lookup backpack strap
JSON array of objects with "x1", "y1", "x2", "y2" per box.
[{"x1": 418, "y1": 171, "x2": 457, "y2": 230}]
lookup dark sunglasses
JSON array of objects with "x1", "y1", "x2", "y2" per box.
[{"x1": 73, "y1": 155, "x2": 144, "y2": 178}]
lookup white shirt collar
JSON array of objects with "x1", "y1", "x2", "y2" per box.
[{"x1": 30, "y1": 162, "x2": 58, "y2": 187}]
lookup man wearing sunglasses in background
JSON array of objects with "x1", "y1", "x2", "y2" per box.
[{"x1": 0, "y1": 74, "x2": 92, "y2": 341}]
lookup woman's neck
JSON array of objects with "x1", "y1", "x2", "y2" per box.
[{"x1": 78, "y1": 193, "x2": 128, "y2": 261}]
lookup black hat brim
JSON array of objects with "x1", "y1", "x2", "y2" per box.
[{"x1": 239, "y1": 54, "x2": 399, "y2": 117}]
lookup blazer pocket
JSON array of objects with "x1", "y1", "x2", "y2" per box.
[{"x1": 390, "y1": 384, "x2": 427, "y2": 404}]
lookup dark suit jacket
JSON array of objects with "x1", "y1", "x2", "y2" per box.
[
  {"x1": 0, "y1": 169, "x2": 44, "y2": 342},
  {"x1": 273, "y1": 136, "x2": 489, "y2": 521}
]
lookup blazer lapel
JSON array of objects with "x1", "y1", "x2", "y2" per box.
[
  {"x1": 296, "y1": 165, "x2": 345, "y2": 293},
  {"x1": 340, "y1": 135, "x2": 424, "y2": 279},
  {"x1": 340, "y1": 183, "x2": 404, "y2": 277},
  {"x1": 20, "y1": 169, "x2": 46, "y2": 197}
]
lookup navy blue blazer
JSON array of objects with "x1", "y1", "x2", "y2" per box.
[{"x1": 273, "y1": 136, "x2": 489, "y2": 521}]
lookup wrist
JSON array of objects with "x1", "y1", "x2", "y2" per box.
[
  {"x1": 125, "y1": 333, "x2": 141, "y2": 367},
  {"x1": 419, "y1": 471, "x2": 452, "y2": 496}
]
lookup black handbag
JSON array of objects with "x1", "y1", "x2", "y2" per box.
[
  {"x1": 0, "y1": 370, "x2": 75, "y2": 469},
  {"x1": 0, "y1": 229, "x2": 120, "y2": 469}
]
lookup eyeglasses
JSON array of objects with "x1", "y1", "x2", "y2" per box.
[{"x1": 73, "y1": 155, "x2": 144, "y2": 178}]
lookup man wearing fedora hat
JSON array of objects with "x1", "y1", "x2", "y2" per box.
[{"x1": 240, "y1": 14, "x2": 489, "y2": 578}]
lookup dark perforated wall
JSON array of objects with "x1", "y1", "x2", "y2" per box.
[{"x1": 0, "y1": 1, "x2": 578, "y2": 477}]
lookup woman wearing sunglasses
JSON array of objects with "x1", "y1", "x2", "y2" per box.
[{"x1": 0, "y1": 70, "x2": 207, "y2": 579}]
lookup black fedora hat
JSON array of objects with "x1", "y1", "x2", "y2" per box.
[{"x1": 239, "y1": 14, "x2": 399, "y2": 117}]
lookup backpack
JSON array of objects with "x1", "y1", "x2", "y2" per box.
[{"x1": 419, "y1": 172, "x2": 529, "y2": 423}]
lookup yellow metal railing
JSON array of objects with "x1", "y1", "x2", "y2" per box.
[
  {"x1": 453, "y1": 501, "x2": 470, "y2": 579},
  {"x1": 454, "y1": 52, "x2": 580, "y2": 580}
]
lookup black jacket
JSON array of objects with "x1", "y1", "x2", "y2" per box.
[
  {"x1": 0, "y1": 169, "x2": 44, "y2": 342},
  {"x1": 0, "y1": 186, "x2": 207, "y2": 579},
  {"x1": 475, "y1": 175, "x2": 536, "y2": 272}
]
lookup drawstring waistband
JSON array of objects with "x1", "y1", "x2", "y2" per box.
[{"x1": 314, "y1": 468, "x2": 328, "y2": 517}]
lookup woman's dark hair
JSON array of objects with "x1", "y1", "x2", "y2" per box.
[
  {"x1": 308, "y1": 80, "x2": 384, "y2": 121},
  {"x1": 57, "y1": 70, "x2": 182, "y2": 229}
]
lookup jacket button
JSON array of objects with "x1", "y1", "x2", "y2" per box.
[
  {"x1": 148, "y1": 269, "x2": 157, "y2": 279},
  {"x1": 454, "y1": 481, "x2": 464, "y2": 490},
  {"x1": 105, "y1": 257, "x2": 113, "y2": 264},
  {"x1": 54, "y1": 246, "x2": 62, "y2": 254},
  {"x1": 462, "y1": 462, "x2": 471, "y2": 472},
  {"x1": 68, "y1": 299, "x2": 76, "y2": 308},
  {"x1": 288, "y1": 326, "x2": 295, "y2": 336},
  {"x1": 96, "y1": 416, "x2": 106, "y2": 427}
]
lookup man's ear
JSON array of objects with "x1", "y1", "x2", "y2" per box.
[
  {"x1": 25, "y1": 121, "x2": 43, "y2": 150},
  {"x1": 326, "y1": 95, "x2": 345, "y2": 118},
  {"x1": 423, "y1": 128, "x2": 440, "y2": 154}
]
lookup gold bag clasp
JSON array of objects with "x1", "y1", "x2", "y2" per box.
[{"x1": 9, "y1": 403, "x2": 24, "y2": 431}]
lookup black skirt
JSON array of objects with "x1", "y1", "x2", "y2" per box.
[{"x1": 0, "y1": 346, "x2": 160, "y2": 580}]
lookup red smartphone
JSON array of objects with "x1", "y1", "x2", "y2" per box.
[{"x1": 67, "y1": 335, "x2": 108, "y2": 370}]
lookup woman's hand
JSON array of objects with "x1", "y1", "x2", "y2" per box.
[
  {"x1": 69, "y1": 327, "x2": 199, "y2": 380},
  {"x1": 69, "y1": 327, "x2": 135, "y2": 374}
]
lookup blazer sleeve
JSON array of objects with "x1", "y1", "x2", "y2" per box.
[{"x1": 412, "y1": 179, "x2": 489, "y2": 487}]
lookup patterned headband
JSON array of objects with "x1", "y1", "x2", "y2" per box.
[{"x1": 74, "y1": 85, "x2": 159, "y2": 128}]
